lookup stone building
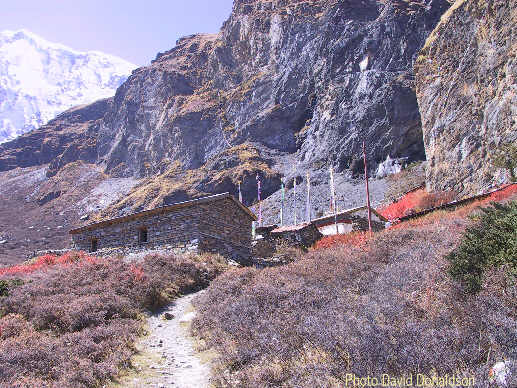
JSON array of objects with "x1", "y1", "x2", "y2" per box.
[{"x1": 69, "y1": 193, "x2": 257, "y2": 263}]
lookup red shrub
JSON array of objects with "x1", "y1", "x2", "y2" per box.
[
  {"x1": 130, "y1": 264, "x2": 145, "y2": 282},
  {"x1": 382, "y1": 184, "x2": 517, "y2": 227},
  {"x1": 414, "y1": 190, "x2": 457, "y2": 211},
  {"x1": 484, "y1": 183, "x2": 517, "y2": 202},
  {"x1": 0, "y1": 251, "x2": 99, "y2": 277},
  {"x1": 377, "y1": 189, "x2": 427, "y2": 220},
  {"x1": 314, "y1": 231, "x2": 371, "y2": 250},
  {"x1": 378, "y1": 190, "x2": 462, "y2": 221}
]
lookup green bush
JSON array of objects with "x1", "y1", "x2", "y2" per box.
[
  {"x1": 0, "y1": 279, "x2": 23, "y2": 297},
  {"x1": 447, "y1": 201, "x2": 517, "y2": 293},
  {"x1": 491, "y1": 143, "x2": 517, "y2": 181}
]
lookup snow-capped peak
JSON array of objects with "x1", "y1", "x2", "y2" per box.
[{"x1": 0, "y1": 29, "x2": 137, "y2": 143}]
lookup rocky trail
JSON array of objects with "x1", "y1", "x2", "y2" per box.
[{"x1": 113, "y1": 291, "x2": 213, "y2": 388}]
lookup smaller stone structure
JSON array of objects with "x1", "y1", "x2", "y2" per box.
[
  {"x1": 252, "y1": 222, "x2": 323, "y2": 266},
  {"x1": 251, "y1": 205, "x2": 387, "y2": 266},
  {"x1": 69, "y1": 193, "x2": 257, "y2": 263},
  {"x1": 312, "y1": 206, "x2": 387, "y2": 235},
  {"x1": 269, "y1": 223, "x2": 323, "y2": 250}
]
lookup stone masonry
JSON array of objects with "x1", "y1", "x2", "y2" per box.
[{"x1": 69, "y1": 193, "x2": 257, "y2": 263}]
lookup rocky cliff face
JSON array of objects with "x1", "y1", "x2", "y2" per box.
[
  {"x1": 0, "y1": 0, "x2": 456, "y2": 263},
  {"x1": 0, "y1": 0, "x2": 450, "y2": 215},
  {"x1": 415, "y1": 0, "x2": 516, "y2": 195},
  {"x1": 96, "y1": 0, "x2": 448, "y2": 208},
  {"x1": 0, "y1": 98, "x2": 109, "y2": 176}
]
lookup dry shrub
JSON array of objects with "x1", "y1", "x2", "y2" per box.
[
  {"x1": 272, "y1": 240, "x2": 304, "y2": 262},
  {"x1": 414, "y1": 190, "x2": 457, "y2": 211},
  {"x1": 192, "y1": 216, "x2": 517, "y2": 387},
  {"x1": 0, "y1": 252, "x2": 226, "y2": 387}
]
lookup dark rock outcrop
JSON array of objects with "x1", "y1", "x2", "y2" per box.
[
  {"x1": 0, "y1": 98, "x2": 109, "y2": 176},
  {"x1": 415, "y1": 0, "x2": 516, "y2": 195},
  {"x1": 36, "y1": 190, "x2": 62, "y2": 206}
]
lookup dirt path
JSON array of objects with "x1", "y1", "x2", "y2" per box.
[{"x1": 113, "y1": 291, "x2": 213, "y2": 388}]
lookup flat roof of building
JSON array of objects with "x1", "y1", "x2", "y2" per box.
[
  {"x1": 310, "y1": 205, "x2": 388, "y2": 225},
  {"x1": 271, "y1": 222, "x2": 313, "y2": 233},
  {"x1": 70, "y1": 192, "x2": 257, "y2": 234}
]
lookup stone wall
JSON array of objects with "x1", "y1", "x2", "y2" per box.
[
  {"x1": 72, "y1": 205, "x2": 201, "y2": 252},
  {"x1": 28, "y1": 242, "x2": 199, "y2": 261},
  {"x1": 349, "y1": 215, "x2": 385, "y2": 233},
  {"x1": 71, "y1": 197, "x2": 254, "y2": 263},
  {"x1": 269, "y1": 223, "x2": 323, "y2": 251},
  {"x1": 197, "y1": 199, "x2": 253, "y2": 263},
  {"x1": 252, "y1": 223, "x2": 323, "y2": 263}
]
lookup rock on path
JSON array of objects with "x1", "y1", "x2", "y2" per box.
[{"x1": 113, "y1": 291, "x2": 212, "y2": 388}]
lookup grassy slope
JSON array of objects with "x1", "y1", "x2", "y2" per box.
[{"x1": 192, "y1": 196, "x2": 517, "y2": 387}]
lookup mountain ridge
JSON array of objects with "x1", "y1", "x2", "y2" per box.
[{"x1": 0, "y1": 29, "x2": 136, "y2": 143}]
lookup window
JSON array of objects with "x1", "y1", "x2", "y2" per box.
[
  {"x1": 138, "y1": 228, "x2": 148, "y2": 244},
  {"x1": 90, "y1": 239, "x2": 98, "y2": 253}
]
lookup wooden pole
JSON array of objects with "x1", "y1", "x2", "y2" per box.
[
  {"x1": 294, "y1": 177, "x2": 297, "y2": 225},
  {"x1": 330, "y1": 167, "x2": 338, "y2": 234},
  {"x1": 363, "y1": 141, "x2": 372, "y2": 233},
  {"x1": 306, "y1": 172, "x2": 311, "y2": 222},
  {"x1": 280, "y1": 178, "x2": 285, "y2": 226}
]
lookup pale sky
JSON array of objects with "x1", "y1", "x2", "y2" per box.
[{"x1": 1, "y1": 0, "x2": 235, "y2": 66}]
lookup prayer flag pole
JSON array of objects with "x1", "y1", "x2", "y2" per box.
[
  {"x1": 256, "y1": 174, "x2": 262, "y2": 226},
  {"x1": 363, "y1": 141, "x2": 372, "y2": 233},
  {"x1": 330, "y1": 166, "x2": 338, "y2": 234},
  {"x1": 280, "y1": 178, "x2": 285, "y2": 226},
  {"x1": 306, "y1": 172, "x2": 311, "y2": 222},
  {"x1": 294, "y1": 177, "x2": 297, "y2": 225}
]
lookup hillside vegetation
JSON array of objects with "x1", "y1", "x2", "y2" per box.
[
  {"x1": 1, "y1": 191, "x2": 515, "y2": 388},
  {"x1": 192, "y1": 196, "x2": 517, "y2": 387},
  {"x1": 448, "y1": 201, "x2": 517, "y2": 293},
  {"x1": 0, "y1": 252, "x2": 226, "y2": 387}
]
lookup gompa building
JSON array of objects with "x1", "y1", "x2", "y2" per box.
[{"x1": 69, "y1": 193, "x2": 257, "y2": 263}]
